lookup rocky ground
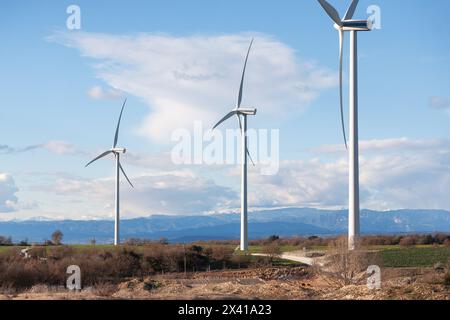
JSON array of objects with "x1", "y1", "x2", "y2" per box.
[{"x1": 0, "y1": 266, "x2": 449, "y2": 300}]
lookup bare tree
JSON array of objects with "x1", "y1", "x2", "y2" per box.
[
  {"x1": 51, "y1": 230, "x2": 63, "y2": 246},
  {"x1": 319, "y1": 237, "x2": 381, "y2": 287},
  {"x1": 159, "y1": 237, "x2": 169, "y2": 245},
  {"x1": 0, "y1": 236, "x2": 12, "y2": 246},
  {"x1": 211, "y1": 246, "x2": 233, "y2": 270},
  {"x1": 262, "y1": 242, "x2": 281, "y2": 265}
]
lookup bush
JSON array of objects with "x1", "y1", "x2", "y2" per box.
[
  {"x1": 51, "y1": 230, "x2": 63, "y2": 246},
  {"x1": 112, "y1": 248, "x2": 143, "y2": 277},
  {"x1": 320, "y1": 237, "x2": 382, "y2": 287},
  {"x1": 262, "y1": 242, "x2": 281, "y2": 266},
  {"x1": 0, "y1": 236, "x2": 12, "y2": 246},
  {"x1": 399, "y1": 237, "x2": 416, "y2": 247},
  {"x1": 444, "y1": 273, "x2": 450, "y2": 286},
  {"x1": 209, "y1": 245, "x2": 233, "y2": 269}
]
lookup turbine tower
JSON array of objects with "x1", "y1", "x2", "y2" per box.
[
  {"x1": 85, "y1": 99, "x2": 134, "y2": 246},
  {"x1": 213, "y1": 39, "x2": 257, "y2": 251},
  {"x1": 317, "y1": 0, "x2": 372, "y2": 250}
]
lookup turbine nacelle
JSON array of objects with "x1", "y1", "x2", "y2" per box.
[
  {"x1": 213, "y1": 108, "x2": 257, "y2": 130},
  {"x1": 111, "y1": 147, "x2": 126, "y2": 154},
  {"x1": 234, "y1": 107, "x2": 257, "y2": 116},
  {"x1": 334, "y1": 20, "x2": 373, "y2": 32}
]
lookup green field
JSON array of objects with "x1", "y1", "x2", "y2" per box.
[
  {"x1": 247, "y1": 245, "x2": 300, "y2": 254},
  {"x1": 0, "y1": 246, "x2": 22, "y2": 253},
  {"x1": 380, "y1": 246, "x2": 450, "y2": 268}
]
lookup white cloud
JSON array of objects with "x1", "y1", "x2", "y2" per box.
[
  {"x1": 49, "y1": 32, "x2": 337, "y2": 143},
  {"x1": 5, "y1": 137, "x2": 450, "y2": 220},
  {"x1": 250, "y1": 138, "x2": 450, "y2": 211},
  {"x1": 5, "y1": 137, "x2": 449, "y2": 220},
  {"x1": 312, "y1": 138, "x2": 450, "y2": 154},
  {"x1": 39, "y1": 170, "x2": 237, "y2": 218},
  {"x1": 0, "y1": 173, "x2": 19, "y2": 213},
  {"x1": 0, "y1": 141, "x2": 81, "y2": 156},
  {"x1": 41, "y1": 141, "x2": 79, "y2": 155},
  {"x1": 87, "y1": 85, "x2": 124, "y2": 100}
]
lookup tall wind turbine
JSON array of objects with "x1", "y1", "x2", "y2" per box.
[
  {"x1": 85, "y1": 99, "x2": 134, "y2": 246},
  {"x1": 213, "y1": 39, "x2": 257, "y2": 251},
  {"x1": 317, "y1": 0, "x2": 372, "y2": 250}
]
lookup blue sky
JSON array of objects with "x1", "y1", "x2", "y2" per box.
[{"x1": 0, "y1": 0, "x2": 449, "y2": 220}]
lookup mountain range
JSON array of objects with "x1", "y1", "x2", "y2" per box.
[{"x1": 1, "y1": 208, "x2": 450, "y2": 244}]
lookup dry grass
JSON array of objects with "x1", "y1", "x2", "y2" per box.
[{"x1": 0, "y1": 244, "x2": 273, "y2": 292}]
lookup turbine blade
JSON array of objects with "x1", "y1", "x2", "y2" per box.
[
  {"x1": 85, "y1": 150, "x2": 113, "y2": 167},
  {"x1": 339, "y1": 30, "x2": 348, "y2": 150},
  {"x1": 213, "y1": 110, "x2": 238, "y2": 130},
  {"x1": 344, "y1": 0, "x2": 359, "y2": 20},
  {"x1": 237, "y1": 114, "x2": 243, "y2": 134},
  {"x1": 236, "y1": 114, "x2": 255, "y2": 166},
  {"x1": 113, "y1": 98, "x2": 127, "y2": 148},
  {"x1": 237, "y1": 39, "x2": 254, "y2": 109},
  {"x1": 317, "y1": 0, "x2": 343, "y2": 26},
  {"x1": 119, "y1": 162, "x2": 134, "y2": 188},
  {"x1": 247, "y1": 147, "x2": 255, "y2": 166}
]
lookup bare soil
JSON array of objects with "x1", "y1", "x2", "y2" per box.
[{"x1": 0, "y1": 266, "x2": 449, "y2": 300}]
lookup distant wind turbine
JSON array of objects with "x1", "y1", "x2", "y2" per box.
[
  {"x1": 317, "y1": 0, "x2": 372, "y2": 250},
  {"x1": 85, "y1": 99, "x2": 134, "y2": 246},
  {"x1": 213, "y1": 39, "x2": 257, "y2": 251}
]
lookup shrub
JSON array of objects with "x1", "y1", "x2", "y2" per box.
[
  {"x1": 209, "y1": 245, "x2": 233, "y2": 269},
  {"x1": 444, "y1": 273, "x2": 450, "y2": 286},
  {"x1": 51, "y1": 230, "x2": 63, "y2": 246},
  {"x1": 320, "y1": 237, "x2": 382, "y2": 287},
  {"x1": 399, "y1": 236, "x2": 416, "y2": 247},
  {"x1": 262, "y1": 242, "x2": 281, "y2": 266},
  {"x1": 0, "y1": 236, "x2": 12, "y2": 246}
]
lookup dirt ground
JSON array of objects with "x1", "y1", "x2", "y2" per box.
[{"x1": 0, "y1": 266, "x2": 449, "y2": 300}]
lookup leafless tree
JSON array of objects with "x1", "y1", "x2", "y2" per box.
[
  {"x1": 262, "y1": 242, "x2": 282, "y2": 265},
  {"x1": 319, "y1": 237, "x2": 381, "y2": 287},
  {"x1": 51, "y1": 230, "x2": 63, "y2": 246}
]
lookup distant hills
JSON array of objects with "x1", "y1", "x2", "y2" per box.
[{"x1": 1, "y1": 208, "x2": 450, "y2": 244}]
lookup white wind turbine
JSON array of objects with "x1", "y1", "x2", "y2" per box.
[
  {"x1": 85, "y1": 99, "x2": 134, "y2": 246},
  {"x1": 317, "y1": 0, "x2": 372, "y2": 250},
  {"x1": 213, "y1": 39, "x2": 257, "y2": 251}
]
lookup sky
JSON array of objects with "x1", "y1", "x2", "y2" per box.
[{"x1": 0, "y1": 0, "x2": 449, "y2": 220}]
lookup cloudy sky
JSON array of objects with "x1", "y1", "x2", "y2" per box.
[{"x1": 0, "y1": 0, "x2": 449, "y2": 220}]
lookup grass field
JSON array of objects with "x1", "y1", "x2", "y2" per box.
[
  {"x1": 0, "y1": 246, "x2": 22, "y2": 253},
  {"x1": 247, "y1": 245, "x2": 299, "y2": 254},
  {"x1": 380, "y1": 246, "x2": 450, "y2": 268}
]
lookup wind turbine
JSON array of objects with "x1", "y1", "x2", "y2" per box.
[
  {"x1": 85, "y1": 99, "x2": 134, "y2": 246},
  {"x1": 317, "y1": 0, "x2": 372, "y2": 250},
  {"x1": 213, "y1": 39, "x2": 257, "y2": 251}
]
